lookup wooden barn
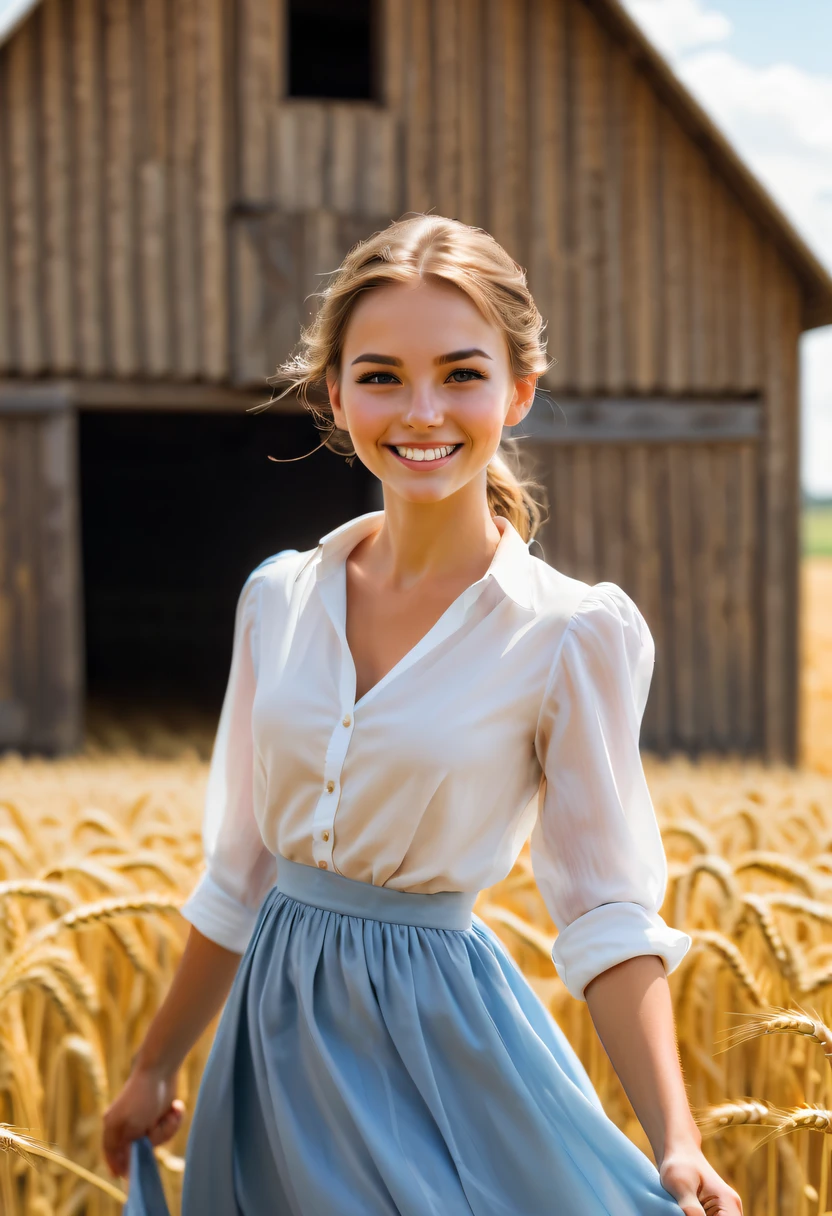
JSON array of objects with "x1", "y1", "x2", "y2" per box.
[{"x1": 0, "y1": 0, "x2": 830, "y2": 761}]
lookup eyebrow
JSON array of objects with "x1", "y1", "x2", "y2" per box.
[{"x1": 350, "y1": 348, "x2": 493, "y2": 367}]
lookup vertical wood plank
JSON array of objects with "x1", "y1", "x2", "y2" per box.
[
  {"x1": 626, "y1": 443, "x2": 668, "y2": 751},
  {"x1": 139, "y1": 0, "x2": 171, "y2": 375},
  {"x1": 761, "y1": 245, "x2": 802, "y2": 761},
  {"x1": 572, "y1": 445, "x2": 596, "y2": 583},
  {"x1": 457, "y1": 0, "x2": 485, "y2": 227},
  {"x1": 171, "y1": 0, "x2": 199, "y2": 376},
  {"x1": 381, "y1": 0, "x2": 407, "y2": 114},
  {"x1": 597, "y1": 445, "x2": 625, "y2": 586},
  {"x1": 359, "y1": 109, "x2": 397, "y2": 219},
  {"x1": 686, "y1": 144, "x2": 711, "y2": 395},
  {"x1": 104, "y1": 0, "x2": 138, "y2": 375},
  {"x1": 73, "y1": 0, "x2": 105, "y2": 374},
  {"x1": 572, "y1": 1, "x2": 605, "y2": 393},
  {"x1": 667, "y1": 445, "x2": 696, "y2": 750},
  {"x1": 603, "y1": 40, "x2": 626, "y2": 394},
  {"x1": 232, "y1": 0, "x2": 280, "y2": 383},
  {"x1": 403, "y1": 0, "x2": 432, "y2": 212},
  {"x1": 327, "y1": 105, "x2": 359, "y2": 215},
  {"x1": 196, "y1": 0, "x2": 229, "y2": 380},
  {"x1": 737, "y1": 216, "x2": 763, "y2": 394},
  {"x1": 689, "y1": 444, "x2": 714, "y2": 747},
  {"x1": 433, "y1": 0, "x2": 460, "y2": 218},
  {"x1": 41, "y1": 0, "x2": 75, "y2": 372},
  {"x1": 660, "y1": 108, "x2": 689, "y2": 393},
  {"x1": 621, "y1": 68, "x2": 659, "y2": 392},
  {"x1": 649, "y1": 443, "x2": 674, "y2": 753},
  {"x1": 484, "y1": 0, "x2": 524, "y2": 258},
  {"x1": 37, "y1": 408, "x2": 84, "y2": 751},
  {"x1": 0, "y1": 422, "x2": 11, "y2": 702},
  {"x1": 7, "y1": 20, "x2": 43, "y2": 374},
  {"x1": 736, "y1": 443, "x2": 759, "y2": 749},
  {"x1": 527, "y1": 0, "x2": 566, "y2": 392},
  {"x1": 710, "y1": 176, "x2": 731, "y2": 393},
  {"x1": 0, "y1": 54, "x2": 12, "y2": 371},
  {"x1": 705, "y1": 446, "x2": 730, "y2": 747}
]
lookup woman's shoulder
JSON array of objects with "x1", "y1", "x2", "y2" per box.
[{"x1": 528, "y1": 556, "x2": 647, "y2": 635}]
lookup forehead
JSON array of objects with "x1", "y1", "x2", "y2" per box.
[{"x1": 343, "y1": 279, "x2": 502, "y2": 352}]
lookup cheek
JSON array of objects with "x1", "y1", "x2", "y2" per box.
[
  {"x1": 456, "y1": 392, "x2": 508, "y2": 444},
  {"x1": 342, "y1": 395, "x2": 389, "y2": 444}
]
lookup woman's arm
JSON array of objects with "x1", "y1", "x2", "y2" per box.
[
  {"x1": 585, "y1": 954, "x2": 741, "y2": 1215},
  {"x1": 102, "y1": 926, "x2": 242, "y2": 1177},
  {"x1": 134, "y1": 925, "x2": 242, "y2": 1075},
  {"x1": 585, "y1": 954, "x2": 699, "y2": 1160}
]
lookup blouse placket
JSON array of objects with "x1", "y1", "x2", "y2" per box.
[{"x1": 310, "y1": 559, "x2": 495, "y2": 874}]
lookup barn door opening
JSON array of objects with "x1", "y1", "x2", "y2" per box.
[
  {"x1": 0, "y1": 392, "x2": 84, "y2": 754},
  {"x1": 78, "y1": 406, "x2": 378, "y2": 745}
]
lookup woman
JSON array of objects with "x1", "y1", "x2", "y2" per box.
[{"x1": 103, "y1": 214, "x2": 742, "y2": 1216}]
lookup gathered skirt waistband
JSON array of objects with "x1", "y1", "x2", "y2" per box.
[{"x1": 275, "y1": 855, "x2": 477, "y2": 931}]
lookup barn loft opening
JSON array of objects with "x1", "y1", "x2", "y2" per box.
[
  {"x1": 287, "y1": 0, "x2": 375, "y2": 100},
  {"x1": 78, "y1": 409, "x2": 378, "y2": 728}
]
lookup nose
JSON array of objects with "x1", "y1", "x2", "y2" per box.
[{"x1": 401, "y1": 382, "x2": 444, "y2": 430}]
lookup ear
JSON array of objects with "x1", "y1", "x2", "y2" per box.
[
  {"x1": 326, "y1": 368, "x2": 348, "y2": 430},
  {"x1": 504, "y1": 374, "x2": 537, "y2": 428}
]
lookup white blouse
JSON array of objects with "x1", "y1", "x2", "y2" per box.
[{"x1": 180, "y1": 510, "x2": 691, "y2": 1001}]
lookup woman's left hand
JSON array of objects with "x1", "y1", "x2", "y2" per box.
[{"x1": 659, "y1": 1147, "x2": 743, "y2": 1215}]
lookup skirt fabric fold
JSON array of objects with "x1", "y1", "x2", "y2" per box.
[{"x1": 125, "y1": 858, "x2": 683, "y2": 1215}]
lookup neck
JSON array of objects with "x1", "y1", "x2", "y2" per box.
[{"x1": 357, "y1": 480, "x2": 502, "y2": 592}]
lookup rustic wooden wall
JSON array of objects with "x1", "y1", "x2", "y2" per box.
[
  {"x1": 0, "y1": 398, "x2": 84, "y2": 753},
  {"x1": 0, "y1": 0, "x2": 808, "y2": 759}
]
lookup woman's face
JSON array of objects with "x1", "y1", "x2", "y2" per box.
[{"x1": 326, "y1": 278, "x2": 536, "y2": 507}]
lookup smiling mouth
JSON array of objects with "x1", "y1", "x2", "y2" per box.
[{"x1": 387, "y1": 443, "x2": 462, "y2": 464}]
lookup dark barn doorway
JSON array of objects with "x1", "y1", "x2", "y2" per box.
[{"x1": 78, "y1": 409, "x2": 378, "y2": 733}]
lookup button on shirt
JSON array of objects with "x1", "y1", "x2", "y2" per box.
[{"x1": 180, "y1": 510, "x2": 691, "y2": 1001}]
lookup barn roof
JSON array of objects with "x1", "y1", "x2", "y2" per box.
[
  {"x1": 589, "y1": 0, "x2": 832, "y2": 330},
  {"x1": 1, "y1": 0, "x2": 830, "y2": 328}
]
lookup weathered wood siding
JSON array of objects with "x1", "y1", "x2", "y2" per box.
[
  {"x1": 0, "y1": 0, "x2": 804, "y2": 396},
  {"x1": 0, "y1": 400, "x2": 84, "y2": 752},
  {"x1": 0, "y1": 0, "x2": 809, "y2": 760}
]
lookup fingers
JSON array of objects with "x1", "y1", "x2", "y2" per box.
[
  {"x1": 148, "y1": 1100, "x2": 186, "y2": 1147},
  {"x1": 102, "y1": 1116, "x2": 133, "y2": 1179},
  {"x1": 675, "y1": 1194, "x2": 706, "y2": 1216},
  {"x1": 103, "y1": 1099, "x2": 185, "y2": 1177}
]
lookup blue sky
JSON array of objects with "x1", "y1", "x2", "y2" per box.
[{"x1": 622, "y1": 0, "x2": 832, "y2": 496}]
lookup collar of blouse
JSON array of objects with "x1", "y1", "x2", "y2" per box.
[{"x1": 312, "y1": 510, "x2": 537, "y2": 615}]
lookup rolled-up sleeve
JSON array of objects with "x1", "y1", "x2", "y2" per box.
[
  {"x1": 179, "y1": 566, "x2": 278, "y2": 952},
  {"x1": 531, "y1": 582, "x2": 691, "y2": 1001}
]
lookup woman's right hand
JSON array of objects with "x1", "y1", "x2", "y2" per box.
[{"x1": 102, "y1": 1065, "x2": 185, "y2": 1179}]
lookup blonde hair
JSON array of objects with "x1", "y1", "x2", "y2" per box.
[{"x1": 268, "y1": 213, "x2": 552, "y2": 542}]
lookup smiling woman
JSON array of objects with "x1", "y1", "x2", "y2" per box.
[{"x1": 106, "y1": 214, "x2": 740, "y2": 1216}]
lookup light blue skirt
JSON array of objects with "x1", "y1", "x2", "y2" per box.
[{"x1": 126, "y1": 858, "x2": 683, "y2": 1215}]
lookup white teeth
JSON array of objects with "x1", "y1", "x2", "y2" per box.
[{"x1": 394, "y1": 444, "x2": 456, "y2": 462}]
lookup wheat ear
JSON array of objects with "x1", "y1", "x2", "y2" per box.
[{"x1": 0, "y1": 1123, "x2": 127, "y2": 1203}]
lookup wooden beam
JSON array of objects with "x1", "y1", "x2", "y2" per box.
[
  {"x1": 0, "y1": 378, "x2": 307, "y2": 414},
  {"x1": 515, "y1": 397, "x2": 762, "y2": 443}
]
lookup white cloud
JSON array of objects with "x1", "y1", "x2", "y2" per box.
[
  {"x1": 621, "y1": 0, "x2": 832, "y2": 496},
  {"x1": 623, "y1": 0, "x2": 732, "y2": 58}
]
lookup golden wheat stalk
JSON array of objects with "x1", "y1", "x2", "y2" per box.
[
  {"x1": 716, "y1": 1007, "x2": 832, "y2": 1066},
  {"x1": 687, "y1": 931, "x2": 765, "y2": 1007},
  {"x1": 696, "y1": 1099, "x2": 774, "y2": 1137},
  {"x1": 756, "y1": 1105, "x2": 832, "y2": 1148},
  {"x1": 0, "y1": 1123, "x2": 127, "y2": 1203}
]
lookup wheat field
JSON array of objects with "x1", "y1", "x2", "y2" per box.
[{"x1": 1, "y1": 559, "x2": 831, "y2": 1215}]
